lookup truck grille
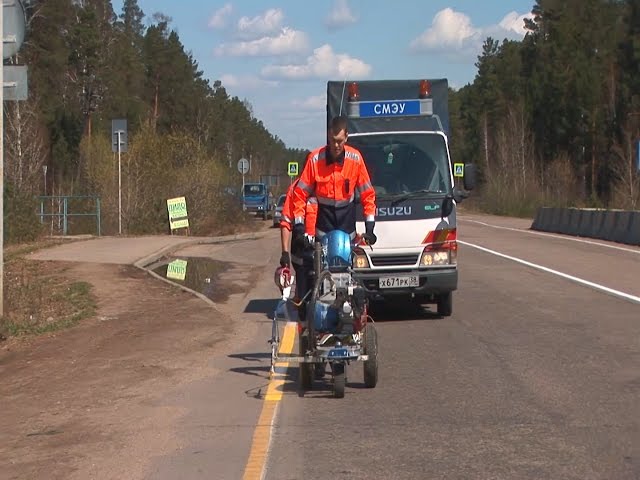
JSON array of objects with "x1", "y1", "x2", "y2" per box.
[{"x1": 370, "y1": 254, "x2": 419, "y2": 267}]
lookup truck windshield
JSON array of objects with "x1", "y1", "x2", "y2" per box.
[
  {"x1": 348, "y1": 133, "x2": 452, "y2": 198},
  {"x1": 244, "y1": 184, "x2": 265, "y2": 196}
]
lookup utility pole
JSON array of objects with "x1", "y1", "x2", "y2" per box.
[
  {"x1": 1, "y1": 0, "x2": 28, "y2": 317},
  {"x1": 111, "y1": 119, "x2": 127, "y2": 235},
  {"x1": 1, "y1": 1, "x2": 5, "y2": 317},
  {"x1": 117, "y1": 130, "x2": 122, "y2": 235}
]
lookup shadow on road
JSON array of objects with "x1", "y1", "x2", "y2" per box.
[
  {"x1": 369, "y1": 301, "x2": 444, "y2": 321},
  {"x1": 244, "y1": 298, "x2": 279, "y2": 317}
]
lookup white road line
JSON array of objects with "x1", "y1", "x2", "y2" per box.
[
  {"x1": 460, "y1": 218, "x2": 640, "y2": 255},
  {"x1": 459, "y1": 240, "x2": 640, "y2": 305}
]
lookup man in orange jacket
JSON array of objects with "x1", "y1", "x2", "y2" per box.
[
  {"x1": 292, "y1": 115, "x2": 377, "y2": 246},
  {"x1": 279, "y1": 179, "x2": 318, "y2": 306}
]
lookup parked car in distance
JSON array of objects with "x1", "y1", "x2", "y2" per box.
[{"x1": 272, "y1": 194, "x2": 287, "y2": 228}]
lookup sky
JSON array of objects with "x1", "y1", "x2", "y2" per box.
[{"x1": 112, "y1": 0, "x2": 535, "y2": 150}]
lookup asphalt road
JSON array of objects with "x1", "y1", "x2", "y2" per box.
[
  {"x1": 262, "y1": 214, "x2": 640, "y2": 480},
  {"x1": 24, "y1": 214, "x2": 639, "y2": 479}
]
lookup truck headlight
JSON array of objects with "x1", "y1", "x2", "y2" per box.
[
  {"x1": 421, "y1": 241, "x2": 457, "y2": 266},
  {"x1": 421, "y1": 250, "x2": 450, "y2": 266},
  {"x1": 353, "y1": 251, "x2": 369, "y2": 268}
]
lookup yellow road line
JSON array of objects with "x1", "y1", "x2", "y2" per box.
[{"x1": 242, "y1": 321, "x2": 297, "y2": 480}]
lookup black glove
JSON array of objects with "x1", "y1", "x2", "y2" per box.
[
  {"x1": 292, "y1": 223, "x2": 305, "y2": 249},
  {"x1": 279, "y1": 251, "x2": 291, "y2": 267},
  {"x1": 363, "y1": 221, "x2": 377, "y2": 245}
]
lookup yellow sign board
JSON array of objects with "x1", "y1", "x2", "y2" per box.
[
  {"x1": 453, "y1": 163, "x2": 464, "y2": 178},
  {"x1": 288, "y1": 162, "x2": 299, "y2": 177},
  {"x1": 167, "y1": 196, "x2": 189, "y2": 230},
  {"x1": 166, "y1": 259, "x2": 188, "y2": 281}
]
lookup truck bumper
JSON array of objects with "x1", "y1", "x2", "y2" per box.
[
  {"x1": 352, "y1": 268, "x2": 457, "y2": 301},
  {"x1": 244, "y1": 204, "x2": 266, "y2": 213}
]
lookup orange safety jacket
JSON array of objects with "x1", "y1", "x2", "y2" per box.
[
  {"x1": 293, "y1": 144, "x2": 376, "y2": 236},
  {"x1": 280, "y1": 180, "x2": 318, "y2": 236}
]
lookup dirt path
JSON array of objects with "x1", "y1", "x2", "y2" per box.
[{"x1": 0, "y1": 224, "x2": 278, "y2": 480}]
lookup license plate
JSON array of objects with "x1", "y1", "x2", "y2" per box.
[{"x1": 379, "y1": 275, "x2": 419, "y2": 288}]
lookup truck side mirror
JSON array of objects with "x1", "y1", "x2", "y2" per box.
[
  {"x1": 463, "y1": 163, "x2": 477, "y2": 191},
  {"x1": 441, "y1": 195, "x2": 454, "y2": 218}
]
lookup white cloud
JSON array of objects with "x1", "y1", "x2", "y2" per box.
[
  {"x1": 292, "y1": 94, "x2": 325, "y2": 111},
  {"x1": 410, "y1": 8, "x2": 480, "y2": 52},
  {"x1": 261, "y1": 44, "x2": 372, "y2": 80},
  {"x1": 325, "y1": 0, "x2": 358, "y2": 31},
  {"x1": 214, "y1": 27, "x2": 310, "y2": 57},
  {"x1": 410, "y1": 8, "x2": 533, "y2": 57},
  {"x1": 498, "y1": 11, "x2": 534, "y2": 37},
  {"x1": 208, "y1": 3, "x2": 233, "y2": 29},
  {"x1": 219, "y1": 74, "x2": 278, "y2": 89},
  {"x1": 236, "y1": 8, "x2": 284, "y2": 40}
]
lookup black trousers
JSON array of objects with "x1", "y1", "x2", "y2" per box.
[{"x1": 292, "y1": 251, "x2": 314, "y2": 322}]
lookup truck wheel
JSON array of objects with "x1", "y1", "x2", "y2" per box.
[{"x1": 437, "y1": 292, "x2": 453, "y2": 317}]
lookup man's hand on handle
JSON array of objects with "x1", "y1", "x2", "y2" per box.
[{"x1": 363, "y1": 221, "x2": 377, "y2": 245}]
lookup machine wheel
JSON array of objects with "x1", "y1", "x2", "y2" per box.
[
  {"x1": 333, "y1": 363, "x2": 345, "y2": 398},
  {"x1": 298, "y1": 334, "x2": 313, "y2": 390},
  {"x1": 363, "y1": 323, "x2": 378, "y2": 388},
  {"x1": 437, "y1": 292, "x2": 453, "y2": 317}
]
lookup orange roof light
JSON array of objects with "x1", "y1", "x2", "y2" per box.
[
  {"x1": 348, "y1": 82, "x2": 359, "y2": 102},
  {"x1": 419, "y1": 80, "x2": 431, "y2": 98}
]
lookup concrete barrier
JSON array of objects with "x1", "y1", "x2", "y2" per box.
[
  {"x1": 600, "y1": 210, "x2": 620, "y2": 242},
  {"x1": 567, "y1": 208, "x2": 582, "y2": 236},
  {"x1": 588, "y1": 209, "x2": 606, "y2": 238},
  {"x1": 531, "y1": 207, "x2": 547, "y2": 231},
  {"x1": 548, "y1": 208, "x2": 560, "y2": 233},
  {"x1": 577, "y1": 209, "x2": 596, "y2": 237},
  {"x1": 558, "y1": 208, "x2": 572, "y2": 234},
  {"x1": 531, "y1": 206, "x2": 640, "y2": 246},
  {"x1": 627, "y1": 211, "x2": 640, "y2": 245},
  {"x1": 613, "y1": 211, "x2": 633, "y2": 244}
]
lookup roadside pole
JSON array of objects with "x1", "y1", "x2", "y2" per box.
[
  {"x1": 111, "y1": 119, "x2": 127, "y2": 235},
  {"x1": 1, "y1": 3, "x2": 4, "y2": 317},
  {"x1": 238, "y1": 157, "x2": 249, "y2": 206},
  {"x1": 117, "y1": 130, "x2": 122, "y2": 235}
]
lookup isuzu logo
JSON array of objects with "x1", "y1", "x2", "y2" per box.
[{"x1": 377, "y1": 206, "x2": 412, "y2": 217}]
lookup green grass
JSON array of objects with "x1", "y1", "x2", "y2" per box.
[
  {"x1": 1, "y1": 281, "x2": 96, "y2": 337},
  {"x1": 1, "y1": 241, "x2": 98, "y2": 341}
]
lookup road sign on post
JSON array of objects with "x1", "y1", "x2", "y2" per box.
[
  {"x1": 238, "y1": 157, "x2": 249, "y2": 192},
  {"x1": 111, "y1": 119, "x2": 128, "y2": 153},
  {"x1": 3, "y1": 65, "x2": 27, "y2": 101},
  {"x1": 288, "y1": 162, "x2": 299, "y2": 177},
  {"x1": 3, "y1": 0, "x2": 26, "y2": 59},
  {"x1": 167, "y1": 196, "x2": 190, "y2": 233},
  {"x1": 237, "y1": 157, "x2": 249, "y2": 175},
  {"x1": 112, "y1": 119, "x2": 127, "y2": 235},
  {"x1": 1, "y1": 0, "x2": 29, "y2": 318},
  {"x1": 453, "y1": 163, "x2": 464, "y2": 178}
]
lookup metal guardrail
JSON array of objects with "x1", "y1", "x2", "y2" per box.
[{"x1": 37, "y1": 195, "x2": 101, "y2": 236}]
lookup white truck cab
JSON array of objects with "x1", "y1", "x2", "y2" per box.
[{"x1": 326, "y1": 79, "x2": 476, "y2": 316}]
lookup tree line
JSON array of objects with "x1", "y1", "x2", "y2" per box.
[
  {"x1": 4, "y1": 0, "x2": 639, "y2": 243},
  {"x1": 448, "y1": 0, "x2": 640, "y2": 216},
  {"x1": 4, "y1": 0, "x2": 305, "y2": 242}
]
